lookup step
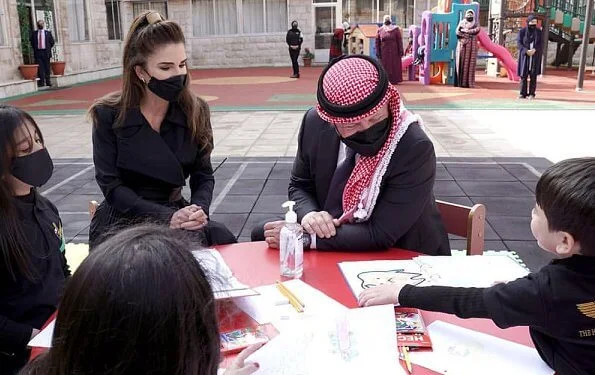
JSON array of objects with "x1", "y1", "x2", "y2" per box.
[{"x1": 0, "y1": 79, "x2": 38, "y2": 99}]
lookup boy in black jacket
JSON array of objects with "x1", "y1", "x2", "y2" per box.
[{"x1": 359, "y1": 157, "x2": 595, "y2": 375}]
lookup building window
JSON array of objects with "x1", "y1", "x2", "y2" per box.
[
  {"x1": 193, "y1": 0, "x2": 287, "y2": 36},
  {"x1": 133, "y1": 1, "x2": 168, "y2": 19},
  {"x1": 67, "y1": 0, "x2": 89, "y2": 41},
  {"x1": 105, "y1": 0, "x2": 122, "y2": 40},
  {"x1": 0, "y1": 14, "x2": 5, "y2": 46}
]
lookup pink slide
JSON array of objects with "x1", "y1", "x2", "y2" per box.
[
  {"x1": 401, "y1": 54, "x2": 414, "y2": 70},
  {"x1": 477, "y1": 29, "x2": 519, "y2": 82}
]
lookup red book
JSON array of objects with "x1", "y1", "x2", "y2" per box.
[{"x1": 394, "y1": 307, "x2": 432, "y2": 349}]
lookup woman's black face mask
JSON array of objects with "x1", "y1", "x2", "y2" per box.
[
  {"x1": 11, "y1": 148, "x2": 54, "y2": 187},
  {"x1": 338, "y1": 117, "x2": 391, "y2": 157}
]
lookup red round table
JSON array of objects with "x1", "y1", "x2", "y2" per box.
[
  {"x1": 218, "y1": 241, "x2": 534, "y2": 374},
  {"x1": 31, "y1": 242, "x2": 534, "y2": 374}
]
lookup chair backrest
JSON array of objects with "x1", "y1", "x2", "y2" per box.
[
  {"x1": 88, "y1": 200, "x2": 99, "y2": 220},
  {"x1": 436, "y1": 200, "x2": 486, "y2": 256}
]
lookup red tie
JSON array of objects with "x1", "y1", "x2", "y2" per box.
[{"x1": 38, "y1": 31, "x2": 43, "y2": 49}]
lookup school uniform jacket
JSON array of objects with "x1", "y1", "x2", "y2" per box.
[
  {"x1": 288, "y1": 108, "x2": 450, "y2": 254},
  {"x1": 0, "y1": 191, "x2": 69, "y2": 373},
  {"x1": 91, "y1": 103, "x2": 214, "y2": 221}
]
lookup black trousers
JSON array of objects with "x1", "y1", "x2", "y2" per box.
[
  {"x1": 35, "y1": 50, "x2": 51, "y2": 86},
  {"x1": 520, "y1": 74, "x2": 538, "y2": 97},
  {"x1": 89, "y1": 200, "x2": 237, "y2": 250},
  {"x1": 289, "y1": 48, "x2": 300, "y2": 75}
]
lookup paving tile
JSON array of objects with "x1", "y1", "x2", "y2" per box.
[
  {"x1": 449, "y1": 239, "x2": 507, "y2": 252},
  {"x1": 228, "y1": 179, "x2": 267, "y2": 195},
  {"x1": 237, "y1": 236, "x2": 252, "y2": 243},
  {"x1": 212, "y1": 195, "x2": 258, "y2": 214},
  {"x1": 240, "y1": 213, "x2": 282, "y2": 239},
  {"x1": 435, "y1": 165, "x2": 454, "y2": 181},
  {"x1": 269, "y1": 163, "x2": 293, "y2": 180},
  {"x1": 70, "y1": 234, "x2": 89, "y2": 243},
  {"x1": 75, "y1": 180, "x2": 102, "y2": 195},
  {"x1": 210, "y1": 213, "x2": 249, "y2": 238},
  {"x1": 445, "y1": 166, "x2": 516, "y2": 181},
  {"x1": 252, "y1": 195, "x2": 287, "y2": 214},
  {"x1": 240, "y1": 165, "x2": 274, "y2": 179},
  {"x1": 488, "y1": 217, "x2": 534, "y2": 241},
  {"x1": 458, "y1": 181, "x2": 534, "y2": 197},
  {"x1": 262, "y1": 179, "x2": 290, "y2": 195},
  {"x1": 469, "y1": 197, "x2": 535, "y2": 217},
  {"x1": 61, "y1": 214, "x2": 90, "y2": 240},
  {"x1": 522, "y1": 180, "x2": 537, "y2": 193},
  {"x1": 433, "y1": 180, "x2": 466, "y2": 196},
  {"x1": 214, "y1": 165, "x2": 242, "y2": 179},
  {"x1": 500, "y1": 164, "x2": 541, "y2": 181},
  {"x1": 55, "y1": 194, "x2": 104, "y2": 213},
  {"x1": 213, "y1": 179, "x2": 230, "y2": 197},
  {"x1": 504, "y1": 240, "x2": 555, "y2": 272}
]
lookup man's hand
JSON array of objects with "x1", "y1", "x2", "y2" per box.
[
  {"x1": 223, "y1": 343, "x2": 264, "y2": 375},
  {"x1": 263, "y1": 220, "x2": 286, "y2": 249},
  {"x1": 358, "y1": 283, "x2": 404, "y2": 307},
  {"x1": 301, "y1": 211, "x2": 340, "y2": 239}
]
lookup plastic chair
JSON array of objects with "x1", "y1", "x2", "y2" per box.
[{"x1": 436, "y1": 200, "x2": 486, "y2": 256}]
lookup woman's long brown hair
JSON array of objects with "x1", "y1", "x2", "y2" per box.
[{"x1": 88, "y1": 10, "x2": 212, "y2": 153}]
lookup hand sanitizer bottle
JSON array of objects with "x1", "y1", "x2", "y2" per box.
[{"x1": 280, "y1": 201, "x2": 303, "y2": 279}]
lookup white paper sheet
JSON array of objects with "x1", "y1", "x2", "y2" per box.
[
  {"x1": 234, "y1": 279, "x2": 347, "y2": 332},
  {"x1": 27, "y1": 319, "x2": 55, "y2": 348},
  {"x1": 247, "y1": 304, "x2": 405, "y2": 375},
  {"x1": 192, "y1": 249, "x2": 257, "y2": 299},
  {"x1": 339, "y1": 260, "x2": 429, "y2": 299},
  {"x1": 409, "y1": 321, "x2": 554, "y2": 375},
  {"x1": 414, "y1": 255, "x2": 529, "y2": 288}
]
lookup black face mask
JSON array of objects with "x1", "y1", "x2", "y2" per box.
[
  {"x1": 384, "y1": 20, "x2": 392, "y2": 25},
  {"x1": 292, "y1": 23, "x2": 298, "y2": 29},
  {"x1": 11, "y1": 148, "x2": 54, "y2": 187},
  {"x1": 339, "y1": 117, "x2": 391, "y2": 157},
  {"x1": 466, "y1": 16, "x2": 474, "y2": 21},
  {"x1": 528, "y1": 24, "x2": 536, "y2": 30},
  {"x1": 147, "y1": 74, "x2": 187, "y2": 102}
]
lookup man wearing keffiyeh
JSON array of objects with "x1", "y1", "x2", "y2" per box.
[{"x1": 251, "y1": 55, "x2": 450, "y2": 254}]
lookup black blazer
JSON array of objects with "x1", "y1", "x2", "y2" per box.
[
  {"x1": 92, "y1": 104, "x2": 214, "y2": 221},
  {"x1": 30, "y1": 29, "x2": 55, "y2": 53},
  {"x1": 289, "y1": 108, "x2": 450, "y2": 255}
]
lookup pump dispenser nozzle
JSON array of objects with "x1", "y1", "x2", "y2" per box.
[{"x1": 282, "y1": 201, "x2": 297, "y2": 224}]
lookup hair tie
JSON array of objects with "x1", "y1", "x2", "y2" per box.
[{"x1": 146, "y1": 11, "x2": 163, "y2": 25}]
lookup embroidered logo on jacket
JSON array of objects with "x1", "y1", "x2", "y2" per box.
[
  {"x1": 53, "y1": 222, "x2": 66, "y2": 253},
  {"x1": 577, "y1": 302, "x2": 595, "y2": 319}
]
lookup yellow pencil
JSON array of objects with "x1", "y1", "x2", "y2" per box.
[
  {"x1": 275, "y1": 282, "x2": 304, "y2": 313},
  {"x1": 276, "y1": 281, "x2": 305, "y2": 308},
  {"x1": 403, "y1": 346, "x2": 412, "y2": 374}
]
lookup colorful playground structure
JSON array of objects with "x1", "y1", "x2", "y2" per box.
[{"x1": 400, "y1": 0, "x2": 520, "y2": 85}]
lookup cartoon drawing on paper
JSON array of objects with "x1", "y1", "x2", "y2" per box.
[{"x1": 357, "y1": 269, "x2": 426, "y2": 290}]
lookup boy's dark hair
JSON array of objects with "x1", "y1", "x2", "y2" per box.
[
  {"x1": 536, "y1": 157, "x2": 595, "y2": 255},
  {"x1": 20, "y1": 224, "x2": 220, "y2": 375}
]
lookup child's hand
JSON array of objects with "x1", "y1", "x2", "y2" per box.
[
  {"x1": 224, "y1": 342, "x2": 264, "y2": 375},
  {"x1": 358, "y1": 284, "x2": 403, "y2": 307}
]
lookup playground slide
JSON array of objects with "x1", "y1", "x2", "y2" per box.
[
  {"x1": 401, "y1": 55, "x2": 414, "y2": 70},
  {"x1": 477, "y1": 29, "x2": 520, "y2": 82}
]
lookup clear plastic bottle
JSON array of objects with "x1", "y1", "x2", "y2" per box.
[{"x1": 280, "y1": 201, "x2": 304, "y2": 278}]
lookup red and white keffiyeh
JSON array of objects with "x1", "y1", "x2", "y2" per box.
[{"x1": 317, "y1": 56, "x2": 422, "y2": 222}]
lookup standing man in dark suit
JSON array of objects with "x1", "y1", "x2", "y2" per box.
[
  {"x1": 252, "y1": 55, "x2": 450, "y2": 255},
  {"x1": 30, "y1": 20, "x2": 54, "y2": 88}
]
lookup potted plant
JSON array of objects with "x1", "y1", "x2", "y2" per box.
[
  {"x1": 302, "y1": 48, "x2": 315, "y2": 67},
  {"x1": 17, "y1": 0, "x2": 38, "y2": 80}
]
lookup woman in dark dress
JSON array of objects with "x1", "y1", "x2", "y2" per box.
[
  {"x1": 0, "y1": 105, "x2": 69, "y2": 374},
  {"x1": 376, "y1": 15, "x2": 404, "y2": 84},
  {"x1": 88, "y1": 11, "x2": 236, "y2": 249},
  {"x1": 455, "y1": 10, "x2": 480, "y2": 88}
]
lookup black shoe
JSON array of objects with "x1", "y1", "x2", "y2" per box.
[
  {"x1": 518, "y1": 95, "x2": 526, "y2": 99},
  {"x1": 290, "y1": 74, "x2": 300, "y2": 78},
  {"x1": 527, "y1": 95, "x2": 535, "y2": 100}
]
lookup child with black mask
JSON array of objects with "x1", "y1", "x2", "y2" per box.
[
  {"x1": 360, "y1": 157, "x2": 595, "y2": 375},
  {"x1": 0, "y1": 105, "x2": 69, "y2": 375}
]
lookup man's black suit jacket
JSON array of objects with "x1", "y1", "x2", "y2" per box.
[
  {"x1": 30, "y1": 29, "x2": 55, "y2": 55},
  {"x1": 289, "y1": 108, "x2": 450, "y2": 255}
]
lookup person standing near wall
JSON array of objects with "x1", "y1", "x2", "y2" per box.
[
  {"x1": 30, "y1": 20, "x2": 54, "y2": 88},
  {"x1": 286, "y1": 21, "x2": 303, "y2": 78},
  {"x1": 517, "y1": 15, "x2": 543, "y2": 99}
]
